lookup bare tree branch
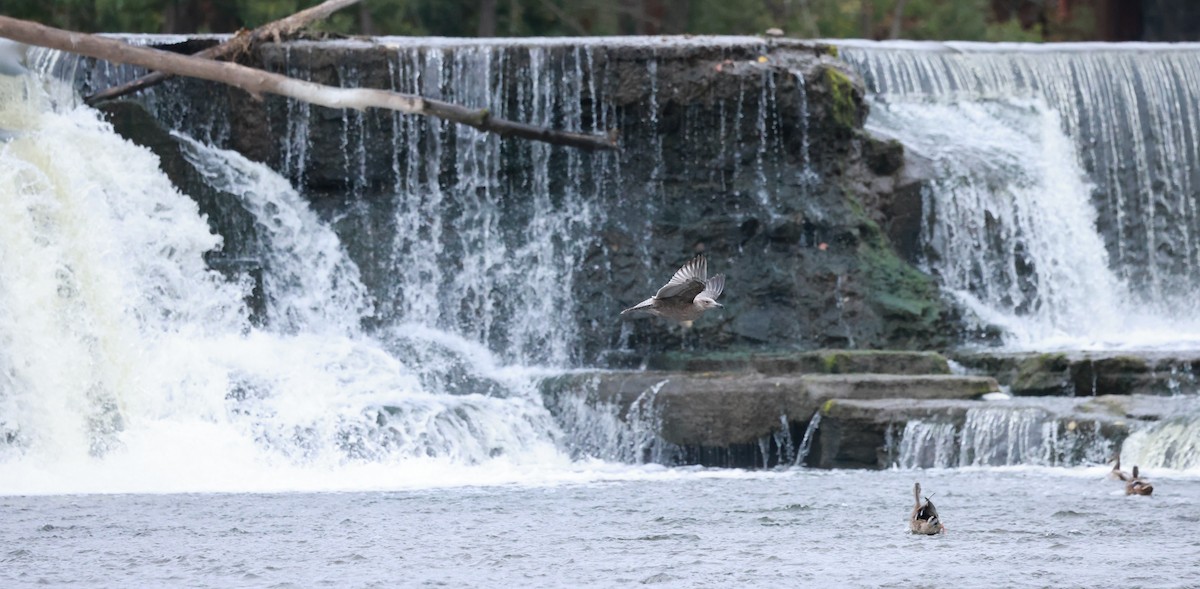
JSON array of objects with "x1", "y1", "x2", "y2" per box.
[
  {"x1": 84, "y1": 0, "x2": 363, "y2": 105},
  {"x1": 0, "y1": 15, "x2": 619, "y2": 151}
]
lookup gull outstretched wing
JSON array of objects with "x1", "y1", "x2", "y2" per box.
[
  {"x1": 697, "y1": 274, "x2": 724, "y2": 301},
  {"x1": 654, "y1": 255, "x2": 708, "y2": 300}
]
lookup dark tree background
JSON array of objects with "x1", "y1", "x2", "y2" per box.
[{"x1": 1, "y1": 0, "x2": 1194, "y2": 41}]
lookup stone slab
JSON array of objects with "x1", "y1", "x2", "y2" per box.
[
  {"x1": 952, "y1": 351, "x2": 1200, "y2": 396},
  {"x1": 645, "y1": 349, "x2": 951, "y2": 375},
  {"x1": 540, "y1": 370, "x2": 998, "y2": 457}
]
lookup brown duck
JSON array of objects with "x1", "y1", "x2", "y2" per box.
[
  {"x1": 910, "y1": 482, "x2": 945, "y2": 535},
  {"x1": 1125, "y1": 466, "x2": 1154, "y2": 496}
]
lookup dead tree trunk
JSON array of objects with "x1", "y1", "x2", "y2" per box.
[
  {"x1": 86, "y1": 0, "x2": 363, "y2": 105},
  {"x1": 0, "y1": 15, "x2": 618, "y2": 151}
]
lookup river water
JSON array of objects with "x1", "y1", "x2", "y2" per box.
[{"x1": 3, "y1": 467, "x2": 1196, "y2": 588}]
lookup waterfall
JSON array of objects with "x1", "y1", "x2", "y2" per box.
[
  {"x1": 959, "y1": 406, "x2": 1055, "y2": 466},
  {"x1": 0, "y1": 74, "x2": 245, "y2": 460},
  {"x1": 794, "y1": 411, "x2": 821, "y2": 466},
  {"x1": 274, "y1": 42, "x2": 615, "y2": 366},
  {"x1": 892, "y1": 405, "x2": 1115, "y2": 468},
  {"x1": 837, "y1": 42, "x2": 1200, "y2": 349},
  {"x1": 1121, "y1": 412, "x2": 1200, "y2": 470},
  {"x1": 895, "y1": 420, "x2": 958, "y2": 468},
  {"x1": 547, "y1": 377, "x2": 680, "y2": 464},
  {"x1": 0, "y1": 73, "x2": 569, "y2": 493},
  {"x1": 176, "y1": 134, "x2": 372, "y2": 335},
  {"x1": 0, "y1": 35, "x2": 826, "y2": 490}
]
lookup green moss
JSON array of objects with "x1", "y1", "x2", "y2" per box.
[
  {"x1": 873, "y1": 293, "x2": 929, "y2": 316},
  {"x1": 823, "y1": 66, "x2": 858, "y2": 129},
  {"x1": 821, "y1": 399, "x2": 836, "y2": 414},
  {"x1": 820, "y1": 352, "x2": 840, "y2": 374},
  {"x1": 1011, "y1": 353, "x2": 1071, "y2": 394},
  {"x1": 1012, "y1": 352, "x2": 1070, "y2": 381},
  {"x1": 860, "y1": 246, "x2": 937, "y2": 314},
  {"x1": 824, "y1": 180, "x2": 947, "y2": 347},
  {"x1": 1077, "y1": 396, "x2": 1128, "y2": 417},
  {"x1": 843, "y1": 189, "x2": 869, "y2": 219},
  {"x1": 1100, "y1": 355, "x2": 1149, "y2": 372},
  {"x1": 857, "y1": 233, "x2": 943, "y2": 336}
]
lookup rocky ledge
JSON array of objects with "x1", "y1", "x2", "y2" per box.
[
  {"x1": 541, "y1": 350, "x2": 997, "y2": 468},
  {"x1": 952, "y1": 350, "x2": 1200, "y2": 396},
  {"x1": 542, "y1": 349, "x2": 1200, "y2": 469},
  {"x1": 814, "y1": 394, "x2": 1196, "y2": 469}
]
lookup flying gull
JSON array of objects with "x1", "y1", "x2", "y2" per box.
[{"x1": 620, "y1": 255, "x2": 725, "y2": 327}]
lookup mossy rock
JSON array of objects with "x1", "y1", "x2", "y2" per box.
[
  {"x1": 818, "y1": 350, "x2": 950, "y2": 375},
  {"x1": 823, "y1": 66, "x2": 861, "y2": 129},
  {"x1": 1011, "y1": 353, "x2": 1072, "y2": 396},
  {"x1": 855, "y1": 228, "x2": 949, "y2": 348}
]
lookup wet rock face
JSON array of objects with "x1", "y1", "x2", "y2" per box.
[
  {"x1": 954, "y1": 351, "x2": 1200, "y2": 397},
  {"x1": 813, "y1": 396, "x2": 1144, "y2": 469},
  {"x1": 583, "y1": 43, "x2": 951, "y2": 356},
  {"x1": 540, "y1": 361, "x2": 997, "y2": 469},
  {"x1": 120, "y1": 37, "x2": 948, "y2": 362}
]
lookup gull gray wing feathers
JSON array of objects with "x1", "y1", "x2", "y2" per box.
[
  {"x1": 697, "y1": 274, "x2": 725, "y2": 301},
  {"x1": 654, "y1": 255, "x2": 708, "y2": 300}
]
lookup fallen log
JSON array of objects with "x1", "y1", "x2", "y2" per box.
[
  {"x1": 85, "y1": 0, "x2": 362, "y2": 105},
  {"x1": 0, "y1": 15, "x2": 618, "y2": 151}
]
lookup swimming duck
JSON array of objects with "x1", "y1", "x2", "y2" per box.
[
  {"x1": 910, "y1": 482, "x2": 945, "y2": 535},
  {"x1": 1125, "y1": 466, "x2": 1154, "y2": 496}
]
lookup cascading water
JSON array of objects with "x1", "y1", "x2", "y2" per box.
[
  {"x1": 2, "y1": 35, "x2": 825, "y2": 491},
  {"x1": 0, "y1": 73, "x2": 246, "y2": 462},
  {"x1": 176, "y1": 133, "x2": 372, "y2": 334},
  {"x1": 891, "y1": 404, "x2": 1115, "y2": 469},
  {"x1": 894, "y1": 420, "x2": 959, "y2": 468},
  {"x1": 547, "y1": 376, "x2": 681, "y2": 465},
  {"x1": 837, "y1": 42, "x2": 1200, "y2": 349},
  {"x1": 0, "y1": 69, "x2": 572, "y2": 494},
  {"x1": 1121, "y1": 409, "x2": 1200, "y2": 470},
  {"x1": 276, "y1": 41, "x2": 616, "y2": 367}
]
